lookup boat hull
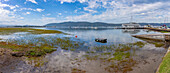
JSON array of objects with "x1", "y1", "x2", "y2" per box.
[{"x1": 95, "y1": 38, "x2": 107, "y2": 43}]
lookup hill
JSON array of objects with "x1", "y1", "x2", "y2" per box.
[
  {"x1": 44, "y1": 22, "x2": 121, "y2": 27},
  {"x1": 45, "y1": 22, "x2": 170, "y2": 27}
]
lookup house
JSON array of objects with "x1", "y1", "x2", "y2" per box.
[{"x1": 122, "y1": 22, "x2": 140, "y2": 28}]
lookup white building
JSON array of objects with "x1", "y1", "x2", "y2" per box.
[{"x1": 122, "y1": 22, "x2": 140, "y2": 28}]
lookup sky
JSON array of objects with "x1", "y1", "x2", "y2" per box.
[{"x1": 0, "y1": 0, "x2": 170, "y2": 25}]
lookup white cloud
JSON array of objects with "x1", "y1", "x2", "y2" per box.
[
  {"x1": 41, "y1": 17, "x2": 56, "y2": 21},
  {"x1": 58, "y1": 0, "x2": 99, "y2": 12},
  {"x1": 77, "y1": 0, "x2": 87, "y2": 3},
  {"x1": 36, "y1": 8, "x2": 45, "y2": 12},
  {"x1": 132, "y1": 2, "x2": 163, "y2": 13},
  {"x1": 0, "y1": 9, "x2": 25, "y2": 25},
  {"x1": 44, "y1": 0, "x2": 47, "y2": 2},
  {"x1": 24, "y1": 12, "x2": 31, "y2": 15},
  {"x1": 74, "y1": 9, "x2": 77, "y2": 13},
  {"x1": 0, "y1": 2, "x2": 25, "y2": 25},
  {"x1": 20, "y1": 17, "x2": 24, "y2": 19},
  {"x1": 83, "y1": 7, "x2": 97, "y2": 13},
  {"x1": 65, "y1": 1, "x2": 170, "y2": 23},
  {"x1": 58, "y1": 0, "x2": 88, "y2": 4},
  {"x1": 0, "y1": 8, "x2": 10, "y2": 16},
  {"x1": 20, "y1": 8, "x2": 45, "y2": 12},
  {"x1": 4, "y1": 0, "x2": 9, "y2": 1},
  {"x1": 40, "y1": 17, "x2": 64, "y2": 24},
  {"x1": 58, "y1": 0, "x2": 75, "y2": 4},
  {"x1": 0, "y1": 2, "x2": 19, "y2": 9},
  {"x1": 0, "y1": 1, "x2": 45, "y2": 25},
  {"x1": 58, "y1": 13, "x2": 62, "y2": 15},
  {"x1": 26, "y1": 0, "x2": 38, "y2": 4}
]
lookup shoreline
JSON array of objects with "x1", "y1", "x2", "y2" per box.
[
  {"x1": 132, "y1": 32, "x2": 170, "y2": 73},
  {"x1": 156, "y1": 47, "x2": 170, "y2": 73},
  {"x1": 132, "y1": 33, "x2": 170, "y2": 42}
]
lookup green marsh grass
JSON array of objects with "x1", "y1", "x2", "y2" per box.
[
  {"x1": 0, "y1": 28, "x2": 63, "y2": 35},
  {"x1": 161, "y1": 31, "x2": 170, "y2": 33},
  {"x1": 158, "y1": 52, "x2": 170, "y2": 73},
  {"x1": 0, "y1": 41, "x2": 56, "y2": 56},
  {"x1": 0, "y1": 36, "x2": 81, "y2": 57}
]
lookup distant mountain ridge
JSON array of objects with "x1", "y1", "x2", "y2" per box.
[
  {"x1": 45, "y1": 22, "x2": 170, "y2": 27},
  {"x1": 45, "y1": 22, "x2": 121, "y2": 27},
  {"x1": 1, "y1": 22, "x2": 169, "y2": 27},
  {"x1": 0, "y1": 25, "x2": 42, "y2": 27}
]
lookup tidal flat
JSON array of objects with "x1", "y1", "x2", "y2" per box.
[
  {"x1": 0, "y1": 28, "x2": 64, "y2": 57},
  {"x1": 0, "y1": 28, "x2": 168, "y2": 73}
]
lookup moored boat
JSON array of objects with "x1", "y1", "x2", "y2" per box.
[{"x1": 95, "y1": 38, "x2": 107, "y2": 43}]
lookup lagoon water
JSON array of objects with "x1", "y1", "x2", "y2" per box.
[
  {"x1": 0, "y1": 28, "x2": 168, "y2": 73},
  {"x1": 45, "y1": 28, "x2": 162, "y2": 45}
]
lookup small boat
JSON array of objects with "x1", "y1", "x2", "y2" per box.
[{"x1": 95, "y1": 38, "x2": 107, "y2": 43}]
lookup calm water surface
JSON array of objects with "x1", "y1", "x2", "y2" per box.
[{"x1": 44, "y1": 28, "x2": 162, "y2": 46}]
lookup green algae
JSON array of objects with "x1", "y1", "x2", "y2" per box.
[
  {"x1": 82, "y1": 41, "x2": 145, "y2": 73},
  {"x1": 72, "y1": 68, "x2": 86, "y2": 73},
  {"x1": 105, "y1": 58, "x2": 137, "y2": 73},
  {"x1": 84, "y1": 41, "x2": 144, "y2": 61},
  {"x1": 153, "y1": 43, "x2": 164, "y2": 47},
  {"x1": 25, "y1": 57, "x2": 48, "y2": 67},
  {"x1": 83, "y1": 55, "x2": 99, "y2": 60},
  {"x1": 70, "y1": 49, "x2": 76, "y2": 51},
  {"x1": 101, "y1": 52, "x2": 111, "y2": 55},
  {"x1": 132, "y1": 41, "x2": 145, "y2": 48}
]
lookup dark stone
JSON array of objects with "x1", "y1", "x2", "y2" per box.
[{"x1": 11, "y1": 52, "x2": 24, "y2": 57}]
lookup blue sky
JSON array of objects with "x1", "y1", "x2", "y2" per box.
[{"x1": 0, "y1": 0, "x2": 169, "y2": 25}]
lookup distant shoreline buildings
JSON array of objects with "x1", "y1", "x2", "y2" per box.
[{"x1": 122, "y1": 22, "x2": 140, "y2": 28}]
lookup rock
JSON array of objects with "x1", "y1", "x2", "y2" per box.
[
  {"x1": 11, "y1": 52, "x2": 24, "y2": 57},
  {"x1": 0, "y1": 48, "x2": 5, "y2": 56}
]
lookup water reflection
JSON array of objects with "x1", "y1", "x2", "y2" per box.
[
  {"x1": 46, "y1": 28, "x2": 162, "y2": 46},
  {"x1": 122, "y1": 29, "x2": 140, "y2": 34},
  {"x1": 18, "y1": 41, "x2": 167, "y2": 73}
]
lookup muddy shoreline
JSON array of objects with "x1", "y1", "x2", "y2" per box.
[
  {"x1": 0, "y1": 45, "x2": 168, "y2": 73},
  {"x1": 0, "y1": 48, "x2": 22, "y2": 73}
]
